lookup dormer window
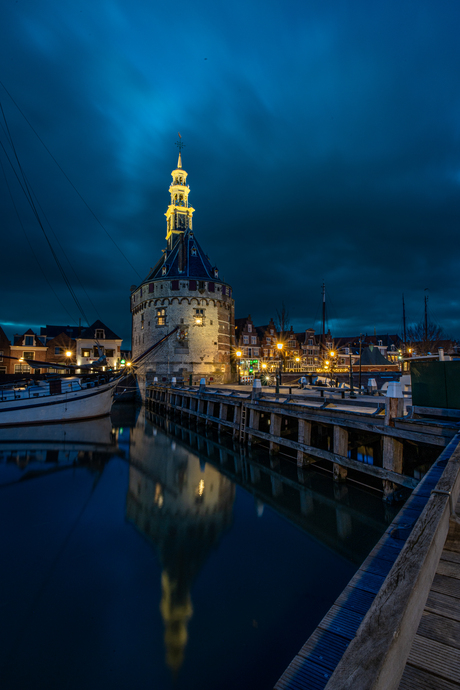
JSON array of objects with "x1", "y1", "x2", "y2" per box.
[
  {"x1": 25, "y1": 336, "x2": 34, "y2": 346},
  {"x1": 191, "y1": 245, "x2": 197, "y2": 256},
  {"x1": 214, "y1": 268, "x2": 218, "y2": 278},
  {"x1": 162, "y1": 265, "x2": 167, "y2": 276},
  {"x1": 95, "y1": 329, "x2": 104, "y2": 340}
]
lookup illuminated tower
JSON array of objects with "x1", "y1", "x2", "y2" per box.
[
  {"x1": 130, "y1": 138, "x2": 235, "y2": 396},
  {"x1": 165, "y1": 150, "x2": 195, "y2": 250}
]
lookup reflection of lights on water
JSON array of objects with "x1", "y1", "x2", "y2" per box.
[
  {"x1": 154, "y1": 483, "x2": 164, "y2": 507},
  {"x1": 153, "y1": 429, "x2": 157, "y2": 436},
  {"x1": 171, "y1": 441, "x2": 176, "y2": 450},
  {"x1": 256, "y1": 500, "x2": 265, "y2": 517},
  {"x1": 196, "y1": 479, "x2": 205, "y2": 497}
]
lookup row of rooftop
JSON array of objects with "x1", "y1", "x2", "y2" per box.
[
  {"x1": 0, "y1": 320, "x2": 129, "y2": 375},
  {"x1": 234, "y1": 314, "x2": 459, "y2": 374}
]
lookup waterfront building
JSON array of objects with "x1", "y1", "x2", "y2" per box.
[
  {"x1": 75, "y1": 320, "x2": 122, "y2": 370},
  {"x1": 41, "y1": 321, "x2": 123, "y2": 371},
  {"x1": 10, "y1": 329, "x2": 47, "y2": 374},
  {"x1": 130, "y1": 150, "x2": 235, "y2": 393},
  {"x1": 0, "y1": 326, "x2": 11, "y2": 375}
]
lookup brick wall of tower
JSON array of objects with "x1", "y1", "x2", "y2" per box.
[{"x1": 131, "y1": 279, "x2": 235, "y2": 395}]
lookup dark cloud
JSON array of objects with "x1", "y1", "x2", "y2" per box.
[{"x1": 1, "y1": 0, "x2": 460, "y2": 346}]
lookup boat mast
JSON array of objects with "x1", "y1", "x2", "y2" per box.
[
  {"x1": 402, "y1": 294, "x2": 407, "y2": 351},
  {"x1": 322, "y1": 282, "x2": 326, "y2": 345},
  {"x1": 424, "y1": 290, "x2": 429, "y2": 341}
]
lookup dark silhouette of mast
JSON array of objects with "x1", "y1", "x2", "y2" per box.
[
  {"x1": 424, "y1": 290, "x2": 429, "y2": 341},
  {"x1": 402, "y1": 294, "x2": 407, "y2": 350},
  {"x1": 322, "y1": 282, "x2": 326, "y2": 345}
]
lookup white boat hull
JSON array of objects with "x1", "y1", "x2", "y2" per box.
[{"x1": 0, "y1": 379, "x2": 117, "y2": 427}]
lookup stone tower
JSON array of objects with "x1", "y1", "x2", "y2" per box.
[{"x1": 131, "y1": 148, "x2": 235, "y2": 394}]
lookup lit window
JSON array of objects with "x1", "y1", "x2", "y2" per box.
[
  {"x1": 23, "y1": 351, "x2": 34, "y2": 360},
  {"x1": 243, "y1": 336, "x2": 249, "y2": 344}
]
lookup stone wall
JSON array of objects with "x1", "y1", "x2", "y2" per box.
[{"x1": 131, "y1": 278, "x2": 235, "y2": 396}]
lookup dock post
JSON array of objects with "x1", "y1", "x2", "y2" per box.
[
  {"x1": 218, "y1": 403, "x2": 228, "y2": 433},
  {"x1": 333, "y1": 425, "x2": 348, "y2": 482},
  {"x1": 269, "y1": 413, "x2": 282, "y2": 454},
  {"x1": 206, "y1": 400, "x2": 213, "y2": 426},
  {"x1": 248, "y1": 409, "x2": 261, "y2": 447},
  {"x1": 297, "y1": 419, "x2": 312, "y2": 466},
  {"x1": 251, "y1": 378, "x2": 262, "y2": 400},
  {"x1": 232, "y1": 404, "x2": 241, "y2": 439},
  {"x1": 383, "y1": 393, "x2": 405, "y2": 501}
]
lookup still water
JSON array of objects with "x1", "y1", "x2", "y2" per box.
[{"x1": 0, "y1": 405, "x2": 398, "y2": 690}]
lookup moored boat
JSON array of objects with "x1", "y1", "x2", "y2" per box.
[{"x1": 0, "y1": 376, "x2": 119, "y2": 427}]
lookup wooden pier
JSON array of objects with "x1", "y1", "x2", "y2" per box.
[
  {"x1": 146, "y1": 382, "x2": 460, "y2": 688},
  {"x1": 274, "y1": 432, "x2": 460, "y2": 690},
  {"x1": 146, "y1": 382, "x2": 459, "y2": 499}
]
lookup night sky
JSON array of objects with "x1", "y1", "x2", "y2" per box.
[{"x1": 1, "y1": 0, "x2": 460, "y2": 348}]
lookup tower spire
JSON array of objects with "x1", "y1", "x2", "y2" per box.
[
  {"x1": 175, "y1": 133, "x2": 185, "y2": 169},
  {"x1": 165, "y1": 137, "x2": 195, "y2": 250}
]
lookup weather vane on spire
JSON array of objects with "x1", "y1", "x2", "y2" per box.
[{"x1": 175, "y1": 132, "x2": 185, "y2": 153}]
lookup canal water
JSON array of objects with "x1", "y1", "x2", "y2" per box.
[{"x1": 0, "y1": 405, "x2": 399, "y2": 690}]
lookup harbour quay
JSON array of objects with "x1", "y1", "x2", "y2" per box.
[
  {"x1": 145, "y1": 381, "x2": 457, "y2": 501},
  {"x1": 146, "y1": 380, "x2": 460, "y2": 689}
]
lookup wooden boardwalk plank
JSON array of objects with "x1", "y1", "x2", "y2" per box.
[
  {"x1": 298, "y1": 630, "x2": 349, "y2": 670},
  {"x1": 425, "y1": 589, "x2": 460, "y2": 621},
  {"x1": 431, "y1": 572, "x2": 460, "y2": 598},
  {"x1": 274, "y1": 655, "x2": 332, "y2": 690},
  {"x1": 438, "y1": 559, "x2": 460, "y2": 578},
  {"x1": 399, "y1": 664, "x2": 460, "y2": 690},
  {"x1": 442, "y1": 550, "x2": 460, "y2": 565},
  {"x1": 405, "y1": 634, "x2": 460, "y2": 684},
  {"x1": 347, "y1": 569, "x2": 385, "y2": 594},
  {"x1": 334, "y1": 586, "x2": 376, "y2": 616},
  {"x1": 318, "y1": 605, "x2": 364, "y2": 640},
  {"x1": 417, "y1": 610, "x2": 460, "y2": 650}
]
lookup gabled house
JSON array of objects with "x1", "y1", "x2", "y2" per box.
[
  {"x1": 76, "y1": 320, "x2": 123, "y2": 370},
  {"x1": 0, "y1": 327, "x2": 11, "y2": 375},
  {"x1": 11, "y1": 329, "x2": 48, "y2": 374}
]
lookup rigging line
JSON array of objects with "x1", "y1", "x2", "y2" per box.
[
  {"x1": 0, "y1": 82, "x2": 142, "y2": 279},
  {"x1": 0, "y1": 112, "x2": 91, "y2": 326},
  {"x1": 0, "y1": 155, "x2": 78, "y2": 323},
  {"x1": 1, "y1": 131, "x2": 98, "y2": 323},
  {"x1": 29, "y1": 186, "x2": 101, "y2": 322}
]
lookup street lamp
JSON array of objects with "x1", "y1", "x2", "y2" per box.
[
  {"x1": 65, "y1": 350, "x2": 72, "y2": 370},
  {"x1": 236, "y1": 350, "x2": 242, "y2": 384},
  {"x1": 276, "y1": 343, "x2": 283, "y2": 394}
]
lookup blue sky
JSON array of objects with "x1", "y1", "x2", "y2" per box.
[{"x1": 1, "y1": 0, "x2": 460, "y2": 346}]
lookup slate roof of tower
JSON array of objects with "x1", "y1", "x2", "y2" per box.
[{"x1": 141, "y1": 230, "x2": 216, "y2": 284}]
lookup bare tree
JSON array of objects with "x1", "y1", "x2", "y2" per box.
[
  {"x1": 406, "y1": 321, "x2": 446, "y2": 355},
  {"x1": 276, "y1": 301, "x2": 290, "y2": 336}
]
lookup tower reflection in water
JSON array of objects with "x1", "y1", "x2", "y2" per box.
[{"x1": 125, "y1": 410, "x2": 235, "y2": 675}]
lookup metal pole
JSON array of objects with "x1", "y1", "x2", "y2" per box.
[
  {"x1": 349, "y1": 353, "x2": 356, "y2": 398},
  {"x1": 358, "y1": 336, "x2": 362, "y2": 391},
  {"x1": 322, "y1": 282, "x2": 326, "y2": 345}
]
